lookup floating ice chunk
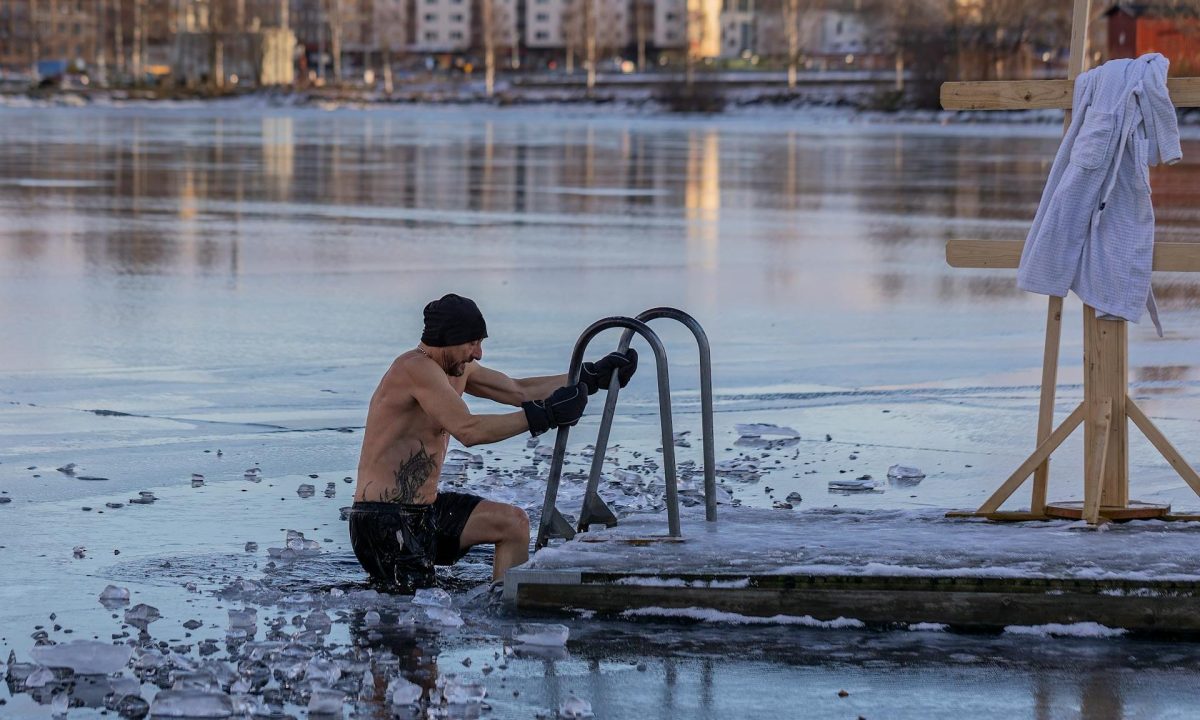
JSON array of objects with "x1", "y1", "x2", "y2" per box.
[
  {"x1": 24, "y1": 665, "x2": 55, "y2": 687},
  {"x1": 149, "y1": 689, "x2": 234, "y2": 718},
  {"x1": 772, "y1": 500, "x2": 794, "y2": 510},
  {"x1": 73, "y1": 545, "x2": 87, "y2": 558},
  {"x1": 735, "y1": 423, "x2": 800, "y2": 438},
  {"x1": 244, "y1": 542, "x2": 258, "y2": 553},
  {"x1": 129, "y1": 491, "x2": 157, "y2": 505},
  {"x1": 887, "y1": 464, "x2": 926, "y2": 485},
  {"x1": 306, "y1": 658, "x2": 341, "y2": 687},
  {"x1": 191, "y1": 473, "x2": 205, "y2": 487},
  {"x1": 99, "y1": 585, "x2": 131, "y2": 607},
  {"x1": 513, "y1": 623, "x2": 569, "y2": 647},
  {"x1": 364, "y1": 611, "x2": 382, "y2": 626},
  {"x1": 304, "y1": 610, "x2": 333, "y2": 633},
  {"x1": 244, "y1": 468, "x2": 261, "y2": 482},
  {"x1": 124, "y1": 603, "x2": 161, "y2": 627},
  {"x1": 388, "y1": 676, "x2": 423, "y2": 705},
  {"x1": 828, "y1": 478, "x2": 879, "y2": 492},
  {"x1": 785, "y1": 492, "x2": 803, "y2": 503},
  {"x1": 228, "y1": 609, "x2": 257, "y2": 629},
  {"x1": 441, "y1": 676, "x2": 486, "y2": 704},
  {"x1": 113, "y1": 694, "x2": 150, "y2": 718},
  {"x1": 558, "y1": 693, "x2": 594, "y2": 719},
  {"x1": 56, "y1": 463, "x2": 77, "y2": 475},
  {"x1": 31, "y1": 641, "x2": 133, "y2": 675},
  {"x1": 421, "y1": 607, "x2": 464, "y2": 628},
  {"x1": 307, "y1": 688, "x2": 344, "y2": 714},
  {"x1": 50, "y1": 691, "x2": 69, "y2": 716},
  {"x1": 296, "y1": 483, "x2": 315, "y2": 498},
  {"x1": 412, "y1": 587, "x2": 452, "y2": 608}
]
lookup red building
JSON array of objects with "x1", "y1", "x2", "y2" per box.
[{"x1": 1106, "y1": 3, "x2": 1200, "y2": 75}]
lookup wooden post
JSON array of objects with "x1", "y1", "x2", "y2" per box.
[
  {"x1": 1030, "y1": 297, "x2": 1062, "y2": 515},
  {"x1": 1083, "y1": 308, "x2": 1129, "y2": 508}
]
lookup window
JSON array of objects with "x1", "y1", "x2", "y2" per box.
[
  {"x1": 425, "y1": 31, "x2": 438, "y2": 39},
  {"x1": 536, "y1": 12, "x2": 548, "y2": 20},
  {"x1": 450, "y1": 30, "x2": 464, "y2": 39},
  {"x1": 451, "y1": 13, "x2": 464, "y2": 21},
  {"x1": 665, "y1": 12, "x2": 677, "y2": 21},
  {"x1": 535, "y1": 30, "x2": 549, "y2": 39},
  {"x1": 424, "y1": 13, "x2": 436, "y2": 20}
]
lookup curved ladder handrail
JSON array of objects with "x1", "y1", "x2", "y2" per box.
[
  {"x1": 580, "y1": 307, "x2": 716, "y2": 529},
  {"x1": 535, "y1": 316, "x2": 678, "y2": 549}
]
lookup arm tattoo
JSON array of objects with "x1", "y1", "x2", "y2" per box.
[{"x1": 385, "y1": 442, "x2": 438, "y2": 504}]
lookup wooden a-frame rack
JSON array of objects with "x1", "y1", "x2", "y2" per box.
[{"x1": 942, "y1": 0, "x2": 1200, "y2": 525}]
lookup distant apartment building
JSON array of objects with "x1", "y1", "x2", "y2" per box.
[
  {"x1": 752, "y1": 0, "x2": 873, "y2": 64},
  {"x1": 653, "y1": 0, "x2": 686, "y2": 49},
  {"x1": 413, "y1": 0, "x2": 472, "y2": 51},
  {"x1": 719, "y1": 0, "x2": 755, "y2": 58}
]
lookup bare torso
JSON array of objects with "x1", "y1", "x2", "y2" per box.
[{"x1": 354, "y1": 350, "x2": 469, "y2": 504}]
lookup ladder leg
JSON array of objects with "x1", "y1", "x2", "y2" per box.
[{"x1": 1031, "y1": 296, "x2": 1063, "y2": 515}]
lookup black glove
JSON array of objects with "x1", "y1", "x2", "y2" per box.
[
  {"x1": 522, "y1": 382, "x2": 589, "y2": 437},
  {"x1": 579, "y1": 348, "x2": 639, "y2": 395}
]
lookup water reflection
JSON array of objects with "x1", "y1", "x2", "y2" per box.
[{"x1": 2, "y1": 109, "x2": 1199, "y2": 297}]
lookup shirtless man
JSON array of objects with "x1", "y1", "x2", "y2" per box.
[{"x1": 350, "y1": 294, "x2": 638, "y2": 592}]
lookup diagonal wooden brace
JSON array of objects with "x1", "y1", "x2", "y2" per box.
[
  {"x1": 977, "y1": 401, "x2": 1086, "y2": 514},
  {"x1": 1127, "y1": 397, "x2": 1200, "y2": 499}
]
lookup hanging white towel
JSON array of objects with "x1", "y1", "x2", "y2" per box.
[{"x1": 1017, "y1": 53, "x2": 1181, "y2": 335}]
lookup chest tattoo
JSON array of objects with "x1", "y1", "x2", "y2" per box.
[{"x1": 384, "y1": 442, "x2": 438, "y2": 504}]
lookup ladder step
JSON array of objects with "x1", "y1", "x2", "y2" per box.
[{"x1": 578, "y1": 493, "x2": 619, "y2": 532}]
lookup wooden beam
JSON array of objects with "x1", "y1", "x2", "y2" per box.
[
  {"x1": 977, "y1": 402, "x2": 1086, "y2": 514},
  {"x1": 1127, "y1": 397, "x2": 1200, "y2": 499},
  {"x1": 947, "y1": 240, "x2": 1200, "y2": 272},
  {"x1": 1084, "y1": 310, "x2": 1128, "y2": 510},
  {"x1": 1031, "y1": 296, "x2": 1063, "y2": 515},
  {"x1": 941, "y1": 77, "x2": 1200, "y2": 111},
  {"x1": 1083, "y1": 397, "x2": 1113, "y2": 525}
]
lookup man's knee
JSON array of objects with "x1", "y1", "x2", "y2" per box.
[{"x1": 504, "y1": 505, "x2": 530, "y2": 540}]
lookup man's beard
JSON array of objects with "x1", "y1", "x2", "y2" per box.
[{"x1": 446, "y1": 360, "x2": 469, "y2": 377}]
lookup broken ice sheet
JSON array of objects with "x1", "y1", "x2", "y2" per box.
[
  {"x1": 296, "y1": 483, "x2": 316, "y2": 498},
  {"x1": 30, "y1": 641, "x2": 133, "y2": 675},
  {"x1": 735, "y1": 423, "x2": 800, "y2": 438},
  {"x1": 513, "y1": 623, "x2": 569, "y2": 647}
]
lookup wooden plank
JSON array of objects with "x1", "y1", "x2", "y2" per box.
[
  {"x1": 516, "y1": 574, "x2": 1200, "y2": 633},
  {"x1": 941, "y1": 77, "x2": 1200, "y2": 111},
  {"x1": 1127, "y1": 397, "x2": 1200, "y2": 498},
  {"x1": 946, "y1": 240, "x2": 1200, "y2": 272},
  {"x1": 945, "y1": 510, "x2": 1050, "y2": 521},
  {"x1": 977, "y1": 402, "x2": 1086, "y2": 513},
  {"x1": 1031, "y1": 296, "x2": 1064, "y2": 515},
  {"x1": 1083, "y1": 396, "x2": 1113, "y2": 525},
  {"x1": 1083, "y1": 309, "x2": 1128, "y2": 511}
]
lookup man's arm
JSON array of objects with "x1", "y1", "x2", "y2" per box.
[
  {"x1": 465, "y1": 364, "x2": 566, "y2": 407},
  {"x1": 407, "y1": 360, "x2": 529, "y2": 446}
]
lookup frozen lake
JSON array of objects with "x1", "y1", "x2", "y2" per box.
[{"x1": 3, "y1": 103, "x2": 1200, "y2": 718}]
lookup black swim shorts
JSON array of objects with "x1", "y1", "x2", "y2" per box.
[{"x1": 348, "y1": 492, "x2": 484, "y2": 591}]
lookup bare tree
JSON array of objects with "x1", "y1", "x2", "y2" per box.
[
  {"x1": 375, "y1": 0, "x2": 407, "y2": 94},
  {"x1": 325, "y1": 0, "x2": 342, "y2": 83}
]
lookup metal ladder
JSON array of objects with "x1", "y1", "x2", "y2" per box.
[{"x1": 535, "y1": 307, "x2": 717, "y2": 549}]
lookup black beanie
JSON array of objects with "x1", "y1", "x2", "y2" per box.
[{"x1": 421, "y1": 294, "x2": 488, "y2": 347}]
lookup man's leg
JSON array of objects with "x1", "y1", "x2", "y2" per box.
[{"x1": 458, "y1": 500, "x2": 530, "y2": 581}]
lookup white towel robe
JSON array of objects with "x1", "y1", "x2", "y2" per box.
[{"x1": 1017, "y1": 53, "x2": 1181, "y2": 334}]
